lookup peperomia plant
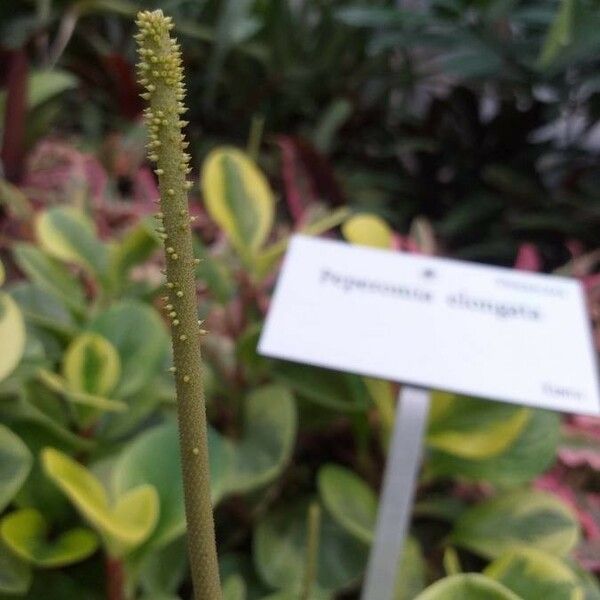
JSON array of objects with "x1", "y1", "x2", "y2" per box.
[{"x1": 0, "y1": 6, "x2": 599, "y2": 600}]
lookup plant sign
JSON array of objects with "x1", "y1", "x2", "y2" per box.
[{"x1": 259, "y1": 234, "x2": 600, "y2": 600}]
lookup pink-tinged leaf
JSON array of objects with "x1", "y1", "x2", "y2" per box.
[
  {"x1": 535, "y1": 469, "x2": 600, "y2": 542},
  {"x1": 515, "y1": 243, "x2": 542, "y2": 271},
  {"x1": 24, "y1": 139, "x2": 107, "y2": 205},
  {"x1": 559, "y1": 420, "x2": 600, "y2": 472},
  {"x1": 276, "y1": 136, "x2": 345, "y2": 226},
  {"x1": 133, "y1": 167, "x2": 159, "y2": 208},
  {"x1": 576, "y1": 538, "x2": 600, "y2": 572},
  {"x1": 276, "y1": 136, "x2": 314, "y2": 225}
]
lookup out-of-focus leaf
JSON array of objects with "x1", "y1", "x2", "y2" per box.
[
  {"x1": 109, "y1": 217, "x2": 158, "y2": 285},
  {"x1": 210, "y1": 384, "x2": 297, "y2": 504},
  {"x1": 0, "y1": 424, "x2": 32, "y2": 512},
  {"x1": 253, "y1": 501, "x2": 368, "y2": 596},
  {"x1": 313, "y1": 99, "x2": 353, "y2": 154},
  {"x1": 13, "y1": 243, "x2": 86, "y2": 313},
  {"x1": 413, "y1": 573, "x2": 522, "y2": 600},
  {"x1": 342, "y1": 213, "x2": 393, "y2": 249},
  {"x1": 1, "y1": 508, "x2": 98, "y2": 568},
  {"x1": 484, "y1": 546, "x2": 583, "y2": 600},
  {"x1": 42, "y1": 448, "x2": 158, "y2": 558},
  {"x1": 317, "y1": 464, "x2": 377, "y2": 544},
  {"x1": 0, "y1": 292, "x2": 26, "y2": 383},
  {"x1": 223, "y1": 574, "x2": 247, "y2": 600},
  {"x1": 113, "y1": 421, "x2": 185, "y2": 551},
  {"x1": 63, "y1": 332, "x2": 120, "y2": 397},
  {"x1": 88, "y1": 301, "x2": 169, "y2": 399},
  {"x1": 0, "y1": 70, "x2": 77, "y2": 117},
  {"x1": 139, "y1": 537, "x2": 188, "y2": 597},
  {"x1": 395, "y1": 537, "x2": 426, "y2": 600},
  {"x1": 451, "y1": 489, "x2": 579, "y2": 560},
  {"x1": 36, "y1": 206, "x2": 107, "y2": 278},
  {"x1": 273, "y1": 362, "x2": 370, "y2": 413},
  {"x1": 427, "y1": 409, "x2": 560, "y2": 485},
  {"x1": 427, "y1": 393, "x2": 531, "y2": 459},
  {"x1": 0, "y1": 540, "x2": 31, "y2": 595},
  {"x1": 9, "y1": 282, "x2": 75, "y2": 337},
  {"x1": 539, "y1": 0, "x2": 577, "y2": 67},
  {"x1": 37, "y1": 370, "x2": 127, "y2": 413},
  {"x1": 201, "y1": 147, "x2": 274, "y2": 261}
]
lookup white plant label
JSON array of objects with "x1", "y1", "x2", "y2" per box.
[{"x1": 259, "y1": 235, "x2": 600, "y2": 415}]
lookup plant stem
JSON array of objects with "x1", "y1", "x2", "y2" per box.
[
  {"x1": 300, "y1": 502, "x2": 321, "y2": 600},
  {"x1": 135, "y1": 11, "x2": 221, "y2": 599},
  {"x1": 105, "y1": 555, "x2": 124, "y2": 600}
]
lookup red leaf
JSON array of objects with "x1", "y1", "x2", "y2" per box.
[
  {"x1": 276, "y1": 135, "x2": 345, "y2": 225},
  {"x1": 1, "y1": 50, "x2": 28, "y2": 182},
  {"x1": 514, "y1": 242, "x2": 542, "y2": 271}
]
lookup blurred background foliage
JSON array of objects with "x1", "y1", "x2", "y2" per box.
[
  {"x1": 0, "y1": 1, "x2": 600, "y2": 599},
  {"x1": 2, "y1": 0, "x2": 600, "y2": 265}
]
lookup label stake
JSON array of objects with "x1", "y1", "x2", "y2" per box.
[{"x1": 361, "y1": 386, "x2": 430, "y2": 600}]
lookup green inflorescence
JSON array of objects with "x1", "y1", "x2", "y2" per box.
[{"x1": 135, "y1": 10, "x2": 222, "y2": 600}]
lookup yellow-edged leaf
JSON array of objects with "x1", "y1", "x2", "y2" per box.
[
  {"x1": 201, "y1": 147, "x2": 274, "y2": 257},
  {"x1": 342, "y1": 213, "x2": 393, "y2": 248}
]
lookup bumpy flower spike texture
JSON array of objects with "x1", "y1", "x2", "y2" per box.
[{"x1": 135, "y1": 10, "x2": 222, "y2": 599}]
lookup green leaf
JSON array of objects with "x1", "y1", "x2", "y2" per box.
[
  {"x1": 273, "y1": 362, "x2": 370, "y2": 413},
  {"x1": 484, "y1": 547, "x2": 583, "y2": 600},
  {"x1": 63, "y1": 333, "x2": 121, "y2": 397},
  {"x1": 538, "y1": 0, "x2": 577, "y2": 67},
  {"x1": 0, "y1": 424, "x2": 32, "y2": 513},
  {"x1": 317, "y1": 464, "x2": 377, "y2": 544},
  {"x1": 427, "y1": 409, "x2": 560, "y2": 485},
  {"x1": 254, "y1": 208, "x2": 350, "y2": 279},
  {"x1": 88, "y1": 301, "x2": 169, "y2": 399},
  {"x1": 0, "y1": 540, "x2": 31, "y2": 595},
  {"x1": 13, "y1": 243, "x2": 86, "y2": 313},
  {"x1": 0, "y1": 292, "x2": 26, "y2": 383},
  {"x1": 223, "y1": 574, "x2": 247, "y2": 600},
  {"x1": 1, "y1": 508, "x2": 98, "y2": 568},
  {"x1": 201, "y1": 147, "x2": 274, "y2": 259},
  {"x1": 27, "y1": 70, "x2": 78, "y2": 109},
  {"x1": 413, "y1": 573, "x2": 523, "y2": 600},
  {"x1": 253, "y1": 501, "x2": 368, "y2": 596},
  {"x1": 193, "y1": 237, "x2": 235, "y2": 303},
  {"x1": 9, "y1": 282, "x2": 75, "y2": 337},
  {"x1": 138, "y1": 537, "x2": 188, "y2": 597},
  {"x1": 113, "y1": 421, "x2": 185, "y2": 551},
  {"x1": 0, "y1": 259, "x2": 4, "y2": 286},
  {"x1": 427, "y1": 393, "x2": 531, "y2": 459},
  {"x1": 36, "y1": 206, "x2": 107, "y2": 278},
  {"x1": 109, "y1": 217, "x2": 159, "y2": 286},
  {"x1": 395, "y1": 537, "x2": 426, "y2": 600},
  {"x1": 0, "y1": 70, "x2": 77, "y2": 116},
  {"x1": 37, "y1": 369, "x2": 127, "y2": 413},
  {"x1": 211, "y1": 384, "x2": 297, "y2": 504},
  {"x1": 342, "y1": 213, "x2": 393, "y2": 249},
  {"x1": 42, "y1": 448, "x2": 159, "y2": 557},
  {"x1": 451, "y1": 489, "x2": 579, "y2": 560}
]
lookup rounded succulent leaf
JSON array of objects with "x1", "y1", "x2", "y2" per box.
[
  {"x1": 1, "y1": 508, "x2": 98, "y2": 568},
  {"x1": 201, "y1": 147, "x2": 274, "y2": 258},
  {"x1": 414, "y1": 573, "x2": 523, "y2": 600},
  {"x1": 342, "y1": 213, "x2": 393, "y2": 249},
  {"x1": 451, "y1": 489, "x2": 579, "y2": 560},
  {"x1": 63, "y1": 332, "x2": 121, "y2": 397},
  {"x1": 317, "y1": 464, "x2": 377, "y2": 544},
  {"x1": 42, "y1": 447, "x2": 159, "y2": 557},
  {"x1": 0, "y1": 424, "x2": 32, "y2": 512},
  {"x1": 0, "y1": 292, "x2": 26, "y2": 383}
]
